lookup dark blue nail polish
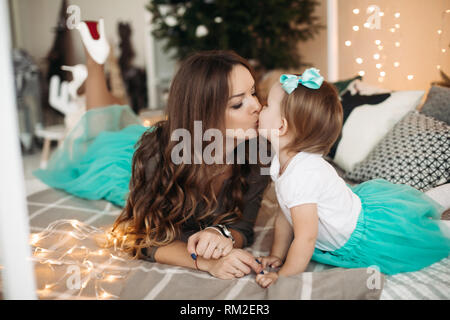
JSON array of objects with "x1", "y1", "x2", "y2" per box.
[
  {"x1": 260, "y1": 270, "x2": 265, "y2": 274},
  {"x1": 191, "y1": 253, "x2": 197, "y2": 260},
  {"x1": 255, "y1": 258, "x2": 261, "y2": 264}
]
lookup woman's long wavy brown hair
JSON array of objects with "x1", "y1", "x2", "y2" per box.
[{"x1": 111, "y1": 50, "x2": 264, "y2": 259}]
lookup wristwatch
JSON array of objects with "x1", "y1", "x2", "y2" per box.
[{"x1": 206, "y1": 224, "x2": 235, "y2": 244}]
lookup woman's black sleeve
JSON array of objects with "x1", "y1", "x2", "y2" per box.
[{"x1": 228, "y1": 170, "x2": 271, "y2": 248}]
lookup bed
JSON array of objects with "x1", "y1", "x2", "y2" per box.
[{"x1": 9, "y1": 179, "x2": 448, "y2": 300}]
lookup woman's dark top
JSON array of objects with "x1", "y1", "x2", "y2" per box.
[{"x1": 141, "y1": 148, "x2": 271, "y2": 262}]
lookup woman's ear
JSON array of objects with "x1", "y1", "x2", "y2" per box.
[{"x1": 278, "y1": 117, "x2": 289, "y2": 137}]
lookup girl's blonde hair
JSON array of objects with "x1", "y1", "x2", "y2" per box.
[{"x1": 280, "y1": 79, "x2": 343, "y2": 155}]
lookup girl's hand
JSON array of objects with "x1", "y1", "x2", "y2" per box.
[
  {"x1": 200, "y1": 248, "x2": 263, "y2": 280},
  {"x1": 187, "y1": 229, "x2": 233, "y2": 260},
  {"x1": 258, "y1": 255, "x2": 283, "y2": 269},
  {"x1": 256, "y1": 271, "x2": 279, "y2": 288}
]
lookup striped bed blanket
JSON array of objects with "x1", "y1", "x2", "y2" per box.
[{"x1": 8, "y1": 182, "x2": 449, "y2": 300}]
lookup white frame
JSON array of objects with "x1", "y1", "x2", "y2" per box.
[{"x1": 0, "y1": 0, "x2": 37, "y2": 300}]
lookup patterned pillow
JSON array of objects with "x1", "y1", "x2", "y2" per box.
[
  {"x1": 420, "y1": 85, "x2": 450, "y2": 125},
  {"x1": 345, "y1": 111, "x2": 450, "y2": 192}
]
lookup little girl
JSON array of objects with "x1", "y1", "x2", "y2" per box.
[{"x1": 255, "y1": 68, "x2": 450, "y2": 288}]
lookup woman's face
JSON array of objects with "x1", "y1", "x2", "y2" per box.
[{"x1": 224, "y1": 65, "x2": 261, "y2": 140}]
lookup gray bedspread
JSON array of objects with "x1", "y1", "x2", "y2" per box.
[{"x1": 3, "y1": 182, "x2": 448, "y2": 300}]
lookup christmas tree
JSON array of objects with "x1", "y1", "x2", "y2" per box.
[{"x1": 147, "y1": 0, "x2": 323, "y2": 71}]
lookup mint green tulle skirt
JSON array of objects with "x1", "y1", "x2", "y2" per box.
[
  {"x1": 312, "y1": 179, "x2": 450, "y2": 275},
  {"x1": 34, "y1": 105, "x2": 152, "y2": 207}
]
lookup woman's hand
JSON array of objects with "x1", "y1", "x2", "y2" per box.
[
  {"x1": 199, "y1": 248, "x2": 263, "y2": 280},
  {"x1": 187, "y1": 228, "x2": 234, "y2": 260},
  {"x1": 257, "y1": 255, "x2": 283, "y2": 269},
  {"x1": 255, "y1": 271, "x2": 279, "y2": 288}
]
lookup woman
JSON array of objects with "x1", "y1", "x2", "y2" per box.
[{"x1": 35, "y1": 20, "x2": 269, "y2": 279}]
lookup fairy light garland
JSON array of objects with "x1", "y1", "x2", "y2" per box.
[
  {"x1": 436, "y1": 5, "x2": 450, "y2": 72},
  {"x1": 344, "y1": 1, "x2": 409, "y2": 83},
  {"x1": 22, "y1": 219, "x2": 128, "y2": 300}
]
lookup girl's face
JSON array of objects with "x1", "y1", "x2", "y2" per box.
[
  {"x1": 258, "y1": 83, "x2": 285, "y2": 141},
  {"x1": 224, "y1": 65, "x2": 262, "y2": 140}
]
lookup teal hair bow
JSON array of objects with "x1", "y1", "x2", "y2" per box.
[{"x1": 280, "y1": 68, "x2": 324, "y2": 94}]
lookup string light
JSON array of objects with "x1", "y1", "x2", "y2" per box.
[
  {"x1": 27, "y1": 219, "x2": 129, "y2": 300},
  {"x1": 345, "y1": 40, "x2": 352, "y2": 46},
  {"x1": 376, "y1": 63, "x2": 382, "y2": 69},
  {"x1": 394, "y1": 62, "x2": 400, "y2": 67},
  {"x1": 394, "y1": 12, "x2": 401, "y2": 18},
  {"x1": 373, "y1": 53, "x2": 380, "y2": 60},
  {"x1": 358, "y1": 70, "x2": 365, "y2": 76},
  {"x1": 375, "y1": 40, "x2": 381, "y2": 45},
  {"x1": 353, "y1": 25, "x2": 360, "y2": 31},
  {"x1": 380, "y1": 71, "x2": 386, "y2": 77},
  {"x1": 353, "y1": 8, "x2": 360, "y2": 14},
  {"x1": 356, "y1": 57, "x2": 363, "y2": 64},
  {"x1": 407, "y1": 75, "x2": 414, "y2": 80},
  {"x1": 395, "y1": 42, "x2": 400, "y2": 47}
]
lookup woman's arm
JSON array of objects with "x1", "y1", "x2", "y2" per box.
[
  {"x1": 153, "y1": 239, "x2": 263, "y2": 279},
  {"x1": 277, "y1": 203, "x2": 318, "y2": 277}
]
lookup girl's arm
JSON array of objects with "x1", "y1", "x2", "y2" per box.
[
  {"x1": 270, "y1": 211, "x2": 294, "y2": 261},
  {"x1": 277, "y1": 203, "x2": 318, "y2": 277}
]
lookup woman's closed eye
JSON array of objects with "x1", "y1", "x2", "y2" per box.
[{"x1": 230, "y1": 88, "x2": 257, "y2": 109}]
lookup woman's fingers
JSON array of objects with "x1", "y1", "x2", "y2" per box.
[
  {"x1": 203, "y1": 241, "x2": 218, "y2": 259},
  {"x1": 221, "y1": 243, "x2": 233, "y2": 257},
  {"x1": 186, "y1": 233, "x2": 200, "y2": 257}
]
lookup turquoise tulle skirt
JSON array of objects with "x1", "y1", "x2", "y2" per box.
[
  {"x1": 312, "y1": 179, "x2": 450, "y2": 275},
  {"x1": 35, "y1": 105, "x2": 450, "y2": 275},
  {"x1": 34, "y1": 105, "x2": 151, "y2": 208}
]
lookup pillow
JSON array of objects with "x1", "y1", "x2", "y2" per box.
[
  {"x1": 333, "y1": 90, "x2": 425, "y2": 172},
  {"x1": 327, "y1": 91, "x2": 391, "y2": 158},
  {"x1": 346, "y1": 79, "x2": 392, "y2": 95},
  {"x1": 420, "y1": 85, "x2": 450, "y2": 125},
  {"x1": 332, "y1": 75, "x2": 362, "y2": 95},
  {"x1": 345, "y1": 111, "x2": 450, "y2": 192}
]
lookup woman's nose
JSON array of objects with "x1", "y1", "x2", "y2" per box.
[{"x1": 251, "y1": 95, "x2": 262, "y2": 113}]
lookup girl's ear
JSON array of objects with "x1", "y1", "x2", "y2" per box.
[{"x1": 278, "y1": 117, "x2": 289, "y2": 137}]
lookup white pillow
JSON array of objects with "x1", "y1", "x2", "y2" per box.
[{"x1": 334, "y1": 90, "x2": 425, "y2": 172}]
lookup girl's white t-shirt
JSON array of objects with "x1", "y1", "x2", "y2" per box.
[{"x1": 270, "y1": 152, "x2": 361, "y2": 252}]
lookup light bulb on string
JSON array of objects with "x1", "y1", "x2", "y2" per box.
[
  {"x1": 353, "y1": 8, "x2": 360, "y2": 14},
  {"x1": 358, "y1": 70, "x2": 365, "y2": 76},
  {"x1": 356, "y1": 57, "x2": 363, "y2": 64},
  {"x1": 394, "y1": 12, "x2": 400, "y2": 18},
  {"x1": 373, "y1": 53, "x2": 380, "y2": 60},
  {"x1": 407, "y1": 75, "x2": 414, "y2": 80},
  {"x1": 353, "y1": 25, "x2": 360, "y2": 31},
  {"x1": 394, "y1": 62, "x2": 400, "y2": 67},
  {"x1": 345, "y1": 40, "x2": 352, "y2": 46}
]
